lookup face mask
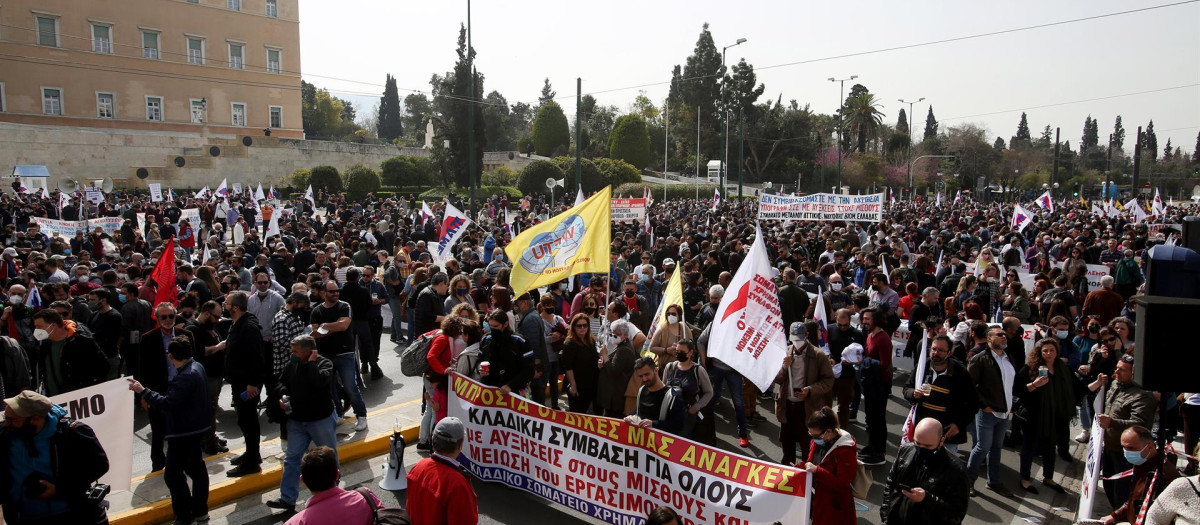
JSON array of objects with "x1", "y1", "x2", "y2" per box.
[
  {"x1": 676, "y1": 351, "x2": 689, "y2": 362},
  {"x1": 812, "y1": 437, "x2": 827, "y2": 447},
  {"x1": 624, "y1": 290, "x2": 635, "y2": 298},
  {"x1": 544, "y1": 307, "x2": 556, "y2": 315},
  {"x1": 118, "y1": 293, "x2": 127, "y2": 303},
  {"x1": 913, "y1": 447, "x2": 935, "y2": 462},
  {"x1": 87, "y1": 301, "x2": 100, "y2": 311},
  {"x1": 456, "y1": 288, "x2": 467, "y2": 296},
  {"x1": 667, "y1": 315, "x2": 679, "y2": 325},
  {"x1": 78, "y1": 275, "x2": 89, "y2": 283},
  {"x1": 558, "y1": 283, "x2": 567, "y2": 291},
  {"x1": 1123, "y1": 445, "x2": 1148, "y2": 466},
  {"x1": 1056, "y1": 330, "x2": 1069, "y2": 339},
  {"x1": 640, "y1": 274, "x2": 651, "y2": 283},
  {"x1": 608, "y1": 335, "x2": 622, "y2": 348},
  {"x1": 831, "y1": 282, "x2": 843, "y2": 291},
  {"x1": 8, "y1": 296, "x2": 21, "y2": 306},
  {"x1": 33, "y1": 328, "x2": 49, "y2": 341},
  {"x1": 64, "y1": 249, "x2": 72, "y2": 255},
  {"x1": 1088, "y1": 325, "x2": 1099, "y2": 333}
]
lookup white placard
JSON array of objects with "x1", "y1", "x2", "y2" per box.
[{"x1": 49, "y1": 378, "x2": 135, "y2": 491}]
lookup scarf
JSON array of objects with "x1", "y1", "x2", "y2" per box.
[{"x1": 1038, "y1": 358, "x2": 1076, "y2": 441}]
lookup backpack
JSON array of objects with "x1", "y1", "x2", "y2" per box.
[
  {"x1": 400, "y1": 331, "x2": 438, "y2": 377},
  {"x1": 850, "y1": 459, "x2": 873, "y2": 499},
  {"x1": 354, "y1": 487, "x2": 410, "y2": 524}
]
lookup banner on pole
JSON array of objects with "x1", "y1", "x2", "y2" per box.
[
  {"x1": 32, "y1": 217, "x2": 121, "y2": 236},
  {"x1": 610, "y1": 198, "x2": 647, "y2": 223},
  {"x1": 181, "y1": 208, "x2": 201, "y2": 226},
  {"x1": 148, "y1": 183, "x2": 163, "y2": 202},
  {"x1": 48, "y1": 378, "x2": 135, "y2": 491},
  {"x1": 757, "y1": 193, "x2": 884, "y2": 222},
  {"x1": 1077, "y1": 395, "x2": 1105, "y2": 521},
  {"x1": 85, "y1": 190, "x2": 104, "y2": 205},
  {"x1": 449, "y1": 375, "x2": 811, "y2": 525}
]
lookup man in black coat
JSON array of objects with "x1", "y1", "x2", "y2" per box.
[
  {"x1": 881, "y1": 418, "x2": 969, "y2": 525},
  {"x1": 777, "y1": 268, "x2": 810, "y2": 333},
  {"x1": 127, "y1": 337, "x2": 211, "y2": 524},
  {"x1": 902, "y1": 335, "x2": 978, "y2": 453},
  {"x1": 904, "y1": 287, "x2": 944, "y2": 358},
  {"x1": 133, "y1": 302, "x2": 195, "y2": 472},
  {"x1": 216, "y1": 291, "x2": 266, "y2": 476}
]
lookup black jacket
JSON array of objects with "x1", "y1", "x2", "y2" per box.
[
  {"x1": 880, "y1": 444, "x2": 969, "y2": 525},
  {"x1": 276, "y1": 354, "x2": 335, "y2": 422},
  {"x1": 224, "y1": 313, "x2": 266, "y2": 391},
  {"x1": 0, "y1": 336, "x2": 31, "y2": 398},
  {"x1": 967, "y1": 347, "x2": 1017, "y2": 413},
  {"x1": 142, "y1": 359, "x2": 211, "y2": 439},
  {"x1": 0, "y1": 410, "x2": 109, "y2": 523},
  {"x1": 414, "y1": 287, "x2": 444, "y2": 335},
  {"x1": 777, "y1": 282, "x2": 810, "y2": 331},
  {"x1": 480, "y1": 330, "x2": 533, "y2": 392},
  {"x1": 38, "y1": 329, "x2": 109, "y2": 396},
  {"x1": 902, "y1": 357, "x2": 978, "y2": 445},
  {"x1": 135, "y1": 326, "x2": 195, "y2": 395}
]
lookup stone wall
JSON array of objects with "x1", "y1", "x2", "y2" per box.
[{"x1": 0, "y1": 123, "x2": 429, "y2": 190}]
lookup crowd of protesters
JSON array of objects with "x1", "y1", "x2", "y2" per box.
[{"x1": 0, "y1": 183, "x2": 1197, "y2": 525}]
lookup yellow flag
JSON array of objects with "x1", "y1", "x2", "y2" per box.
[
  {"x1": 504, "y1": 185, "x2": 612, "y2": 298},
  {"x1": 1080, "y1": 196, "x2": 1087, "y2": 207},
  {"x1": 641, "y1": 268, "x2": 684, "y2": 358}
]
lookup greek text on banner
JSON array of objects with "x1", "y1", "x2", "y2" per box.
[
  {"x1": 758, "y1": 193, "x2": 884, "y2": 223},
  {"x1": 449, "y1": 375, "x2": 811, "y2": 525},
  {"x1": 48, "y1": 378, "x2": 135, "y2": 491}
]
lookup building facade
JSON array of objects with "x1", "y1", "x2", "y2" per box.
[{"x1": 0, "y1": 0, "x2": 303, "y2": 138}]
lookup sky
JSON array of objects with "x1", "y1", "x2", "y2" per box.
[{"x1": 298, "y1": 0, "x2": 1200, "y2": 155}]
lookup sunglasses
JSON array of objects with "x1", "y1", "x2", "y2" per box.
[
  {"x1": 256, "y1": 281, "x2": 270, "y2": 285},
  {"x1": 573, "y1": 323, "x2": 588, "y2": 329},
  {"x1": 1104, "y1": 337, "x2": 1119, "y2": 343},
  {"x1": 159, "y1": 314, "x2": 175, "y2": 319},
  {"x1": 325, "y1": 289, "x2": 340, "y2": 294}
]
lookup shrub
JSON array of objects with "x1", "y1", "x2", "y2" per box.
[
  {"x1": 608, "y1": 114, "x2": 652, "y2": 169},
  {"x1": 594, "y1": 157, "x2": 642, "y2": 189},
  {"x1": 531, "y1": 101, "x2": 570, "y2": 157},
  {"x1": 550, "y1": 157, "x2": 601, "y2": 195},
  {"x1": 615, "y1": 183, "x2": 719, "y2": 201},
  {"x1": 289, "y1": 168, "x2": 310, "y2": 188},
  {"x1": 344, "y1": 164, "x2": 381, "y2": 200},
  {"x1": 308, "y1": 165, "x2": 343, "y2": 193},
  {"x1": 419, "y1": 185, "x2": 522, "y2": 199},
  {"x1": 381, "y1": 155, "x2": 434, "y2": 187},
  {"x1": 482, "y1": 166, "x2": 518, "y2": 187},
  {"x1": 517, "y1": 159, "x2": 565, "y2": 197}
]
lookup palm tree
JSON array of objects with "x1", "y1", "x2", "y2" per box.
[{"x1": 843, "y1": 93, "x2": 886, "y2": 153}]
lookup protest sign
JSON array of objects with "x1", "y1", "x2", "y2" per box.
[
  {"x1": 181, "y1": 208, "x2": 200, "y2": 226},
  {"x1": 1076, "y1": 394, "x2": 1105, "y2": 522},
  {"x1": 49, "y1": 378, "x2": 135, "y2": 490},
  {"x1": 85, "y1": 190, "x2": 104, "y2": 205},
  {"x1": 610, "y1": 198, "x2": 647, "y2": 223},
  {"x1": 450, "y1": 375, "x2": 811, "y2": 525},
  {"x1": 148, "y1": 183, "x2": 163, "y2": 202},
  {"x1": 88, "y1": 216, "x2": 122, "y2": 235},
  {"x1": 31, "y1": 217, "x2": 87, "y2": 237},
  {"x1": 758, "y1": 193, "x2": 884, "y2": 222}
]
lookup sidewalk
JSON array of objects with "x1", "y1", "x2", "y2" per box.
[{"x1": 109, "y1": 396, "x2": 424, "y2": 525}]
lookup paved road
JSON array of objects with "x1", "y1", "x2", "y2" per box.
[{"x1": 137, "y1": 323, "x2": 1114, "y2": 524}]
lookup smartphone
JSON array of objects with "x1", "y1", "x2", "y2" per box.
[{"x1": 897, "y1": 483, "x2": 915, "y2": 491}]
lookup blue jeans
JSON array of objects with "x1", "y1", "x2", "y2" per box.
[
  {"x1": 388, "y1": 298, "x2": 405, "y2": 341},
  {"x1": 280, "y1": 411, "x2": 339, "y2": 504},
  {"x1": 331, "y1": 353, "x2": 367, "y2": 418},
  {"x1": 531, "y1": 361, "x2": 561, "y2": 410},
  {"x1": 419, "y1": 377, "x2": 436, "y2": 443},
  {"x1": 707, "y1": 365, "x2": 748, "y2": 438},
  {"x1": 966, "y1": 412, "x2": 1010, "y2": 485}
]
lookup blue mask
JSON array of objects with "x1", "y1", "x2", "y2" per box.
[
  {"x1": 640, "y1": 273, "x2": 651, "y2": 283},
  {"x1": 118, "y1": 293, "x2": 127, "y2": 303},
  {"x1": 64, "y1": 249, "x2": 71, "y2": 255},
  {"x1": 1123, "y1": 446, "x2": 1148, "y2": 466},
  {"x1": 812, "y1": 437, "x2": 827, "y2": 447}
]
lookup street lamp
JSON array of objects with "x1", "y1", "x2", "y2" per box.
[
  {"x1": 898, "y1": 97, "x2": 925, "y2": 197},
  {"x1": 721, "y1": 38, "x2": 747, "y2": 196},
  {"x1": 829, "y1": 75, "x2": 857, "y2": 193}
]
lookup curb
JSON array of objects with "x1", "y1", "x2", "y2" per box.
[{"x1": 110, "y1": 424, "x2": 421, "y2": 525}]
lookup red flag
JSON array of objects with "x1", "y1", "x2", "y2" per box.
[{"x1": 151, "y1": 237, "x2": 177, "y2": 310}]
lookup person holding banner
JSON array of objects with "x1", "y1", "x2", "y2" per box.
[
  {"x1": 1102, "y1": 425, "x2": 1180, "y2": 525},
  {"x1": 776, "y1": 322, "x2": 835, "y2": 465},
  {"x1": 625, "y1": 356, "x2": 687, "y2": 433}
]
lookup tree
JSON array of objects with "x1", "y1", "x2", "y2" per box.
[
  {"x1": 593, "y1": 158, "x2": 642, "y2": 188},
  {"x1": 538, "y1": 78, "x2": 556, "y2": 106},
  {"x1": 378, "y1": 74, "x2": 403, "y2": 141},
  {"x1": 1081, "y1": 115, "x2": 1099, "y2": 152},
  {"x1": 531, "y1": 101, "x2": 570, "y2": 156},
  {"x1": 609, "y1": 114, "x2": 652, "y2": 168},
  {"x1": 994, "y1": 137, "x2": 1006, "y2": 151},
  {"x1": 308, "y1": 165, "x2": 342, "y2": 193},
  {"x1": 587, "y1": 105, "x2": 619, "y2": 158},
  {"x1": 1164, "y1": 139, "x2": 1173, "y2": 161},
  {"x1": 1145, "y1": 120, "x2": 1158, "y2": 162},
  {"x1": 742, "y1": 98, "x2": 819, "y2": 182},
  {"x1": 843, "y1": 93, "x2": 885, "y2": 153},
  {"x1": 896, "y1": 108, "x2": 908, "y2": 134},
  {"x1": 344, "y1": 164, "x2": 381, "y2": 200},
  {"x1": 1194, "y1": 130, "x2": 1200, "y2": 163},
  {"x1": 679, "y1": 23, "x2": 724, "y2": 166},
  {"x1": 1012, "y1": 112, "x2": 1032, "y2": 150},
  {"x1": 289, "y1": 168, "x2": 310, "y2": 189},
  {"x1": 722, "y1": 59, "x2": 765, "y2": 123},
  {"x1": 481, "y1": 91, "x2": 515, "y2": 150},
  {"x1": 516, "y1": 159, "x2": 563, "y2": 197},
  {"x1": 310, "y1": 89, "x2": 345, "y2": 137},
  {"x1": 429, "y1": 24, "x2": 486, "y2": 188},
  {"x1": 923, "y1": 106, "x2": 939, "y2": 141},
  {"x1": 1036, "y1": 125, "x2": 1053, "y2": 151},
  {"x1": 629, "y1": 91, "x2": 660, "y2": 122},
  {"x1": 1113, "y1": 116, "x2": 1125, "y2": 151},
  {"x1": 402, "y1": 94, "x2": 432, "y2": 145}
]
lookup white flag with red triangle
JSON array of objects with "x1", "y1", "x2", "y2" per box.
[
  {"x1": 707, "y1": 224, "x2": 788, "y2": 391},
  {"x1": 1034, "y1": 190, "x2": 1055, "y2": 213},
  {"x1": 1012, "y1": 204, "x2": 1034, "y2": 233},
  {"x1": 711, "y1": 187, "x2": 721, "y2": 212},
  {"x1": 1153, "y1": 188, "x2": 1165, "y2": 216},
  {"x1": 900, "y1": 335, "x2": 929, "y2": 446}
]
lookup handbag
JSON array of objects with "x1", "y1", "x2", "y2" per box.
[{"x1": 354, "y1": 487, "x2": 411, "y2": 524}]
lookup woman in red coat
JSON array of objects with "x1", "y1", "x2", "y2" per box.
[{"x1": 799, "y1": 407, "x2": 858, "y2": 525}]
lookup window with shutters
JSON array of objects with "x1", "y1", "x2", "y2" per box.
[
  {"x1": 143, "y1": 32, "x2": 160, "y2": 59},
  {"x1": 228, "y1": 43, "x2": 244, "y2": 69},
  {"x1": 97, "y1": 93, "x2": 115, "y2": 118},
  {"x1": 187, "y1": 38, "x2": 204, "y2": 65},
  {"x1": 146, "y1": 96, "x2": 163, "y2": 121},
  {"x1": 91, "y1": 24, "x2": 112, "y2": 54},
  {"x1": 42, "y1": 88, "x2": 62, "y2": 115}
]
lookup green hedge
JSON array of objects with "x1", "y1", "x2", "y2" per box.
[
  {"x1": 614, "y1": 183, "x2": 719, "y2": 200},
  {"x1": 419, "y1": 185, "x2": 522, "y2": 199}
]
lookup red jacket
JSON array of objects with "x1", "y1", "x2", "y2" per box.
[
  {"x1": 806, "y1": 429, "x2": 858, "y2": 525},
  {"x1": 425, "y1": 331, "x2": 453, "y2": 387},
  {"x1": 405, "y1": 455, "x2": 478, "y2": 525}
]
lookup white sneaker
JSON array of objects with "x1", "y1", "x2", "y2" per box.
[
  {"x1": 354, "y1": 417, "x2": 368, "y2": 432},
  {"x1": 1074, "y1": 429, "x2": 1089, "y2": 443}
]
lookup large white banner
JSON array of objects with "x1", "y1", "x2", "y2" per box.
[
  {"x1": 450, "y1": 375, "x2": 811, "y2": 525},
  {"x1": 1077, "y1": 394, "x2": 1105, "y2": 522},
  {"x1": 758, "y1": 193, "x2": 884, "y2": 222},
  {"x1": 48, "y1": 378, "x2": 135, "y2": 491},
  {"x1": 1053, "y1": 262, "x2": 1111, "y2": 293},
  {"x1": 32, "y1": 217, "x2": 121, "y2": 237},
  {"x1": 610, "y1": 198, "x2": 647, "y2": 224}
]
